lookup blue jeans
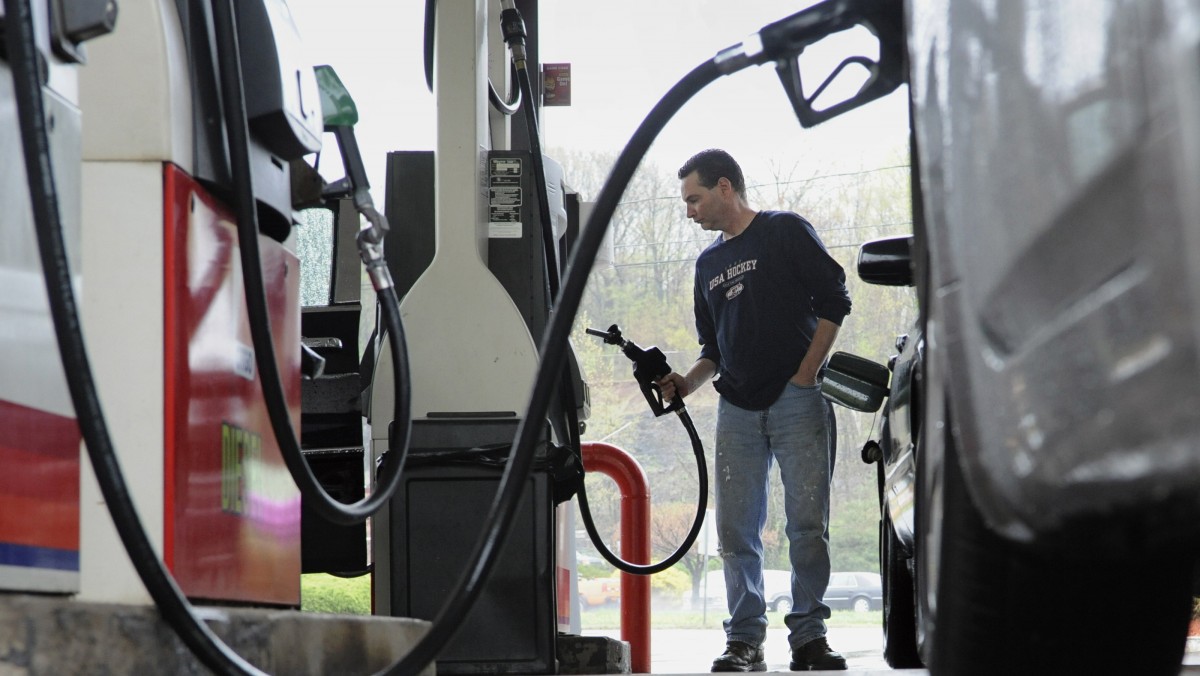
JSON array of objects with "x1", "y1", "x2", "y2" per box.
[{"x1": 715, "y1": 382, "x2": 836, "y2": 650}]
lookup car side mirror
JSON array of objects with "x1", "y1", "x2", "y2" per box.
[
  {"x1": 857, "y1": 234, "x2": 913, "y2": 286},
  {"x1": 821, "y1": 351, "x2": 889, "y2": 412}
]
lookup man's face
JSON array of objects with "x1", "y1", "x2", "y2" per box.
[{"x1": 681, "y1": 171, "x2": 724, "y2": 233}]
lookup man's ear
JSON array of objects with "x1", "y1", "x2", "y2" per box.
[{"x1": 717, "y1": 176, "x2": 733, "y2": 196}]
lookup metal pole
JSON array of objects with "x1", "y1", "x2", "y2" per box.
[{"x1": 581, "y1": 442, "x2": 651, "y2": 674}]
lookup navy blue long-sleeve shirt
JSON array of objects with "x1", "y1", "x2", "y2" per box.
[{"x1": 694, "y1": 210, "x2": 851, "y2": 410}]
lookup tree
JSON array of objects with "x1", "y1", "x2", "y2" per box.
[{"x1": 649, "y1": 502, "x2": 710, "y2": 599}]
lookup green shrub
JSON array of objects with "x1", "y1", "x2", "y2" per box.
[
  {"x1": 578, "y1": 562, "x2": 618, "y2": 579},
  {"x1": 650, "y1": 567, "x2": 689, "y2": 596},
  {"x1": 301, "y1": 573, "x2": 371, "y2": 615}
]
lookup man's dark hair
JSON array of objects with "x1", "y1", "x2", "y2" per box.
[{"x1": 678, "y1": 148, "x2": 746, "y2": 197}]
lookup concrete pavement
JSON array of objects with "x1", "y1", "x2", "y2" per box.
[
  {"x1": 588, "y1": 625, "x2": 1200, "y2": 674},
  {"x1": 585, "y1": 625, "x2": 890, "y2": 673}
]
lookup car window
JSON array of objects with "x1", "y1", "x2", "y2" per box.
[
  {"x1": 763, "y1": 569, "x2": 791, "y2": 595},
  {"x1": 296, "y1": 206, "x2": 334, "y2": 307},
  {"x1": 830, "y1": 573, "x2": 853, "y2": 587},
  {"x1": 860, "y1": 573, "x2": 882, "y2": 588}
]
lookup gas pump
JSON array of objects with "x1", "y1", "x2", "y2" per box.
[
  {"x1": 72, "y1": 0, "x2": 324, "y2": 606},
  {"x1": 8, "y1": 0, "x2": 424, "y2": 671},
  {"x1": 367, "y1": 2, "x2": 580, "y2": 672},
  {"x1": 9, "y1": 0, "x2": 906, "y2": 672},
  {"x1": 360, "y1": 2, "x2": 908, "y2": 673},
  {"x1": 13, "y1": 0, "x2": 429, "y2": 661},
  {"x1": 0, "y1": 0, "x2": 115, "y2": 595}
]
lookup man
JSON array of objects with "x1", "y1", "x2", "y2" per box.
[{"x1": 658, "y1": 149, "x2": 851, "y2": 672}]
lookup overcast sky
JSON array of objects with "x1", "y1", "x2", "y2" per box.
[{"x1": 286, "y1": 0, "x2": 910, "y2": 204}]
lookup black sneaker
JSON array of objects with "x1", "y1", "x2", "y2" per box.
[
  {"x1": 711, "y1": 640, "x2": 767, "y2": 672},
  {"x1": 789, "y1": 636, "x2": 847, "y2": 671}
]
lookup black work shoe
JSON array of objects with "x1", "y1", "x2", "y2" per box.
[
  {"x1": 711, "y1": 640, "x2": 766, "y2": 672},
  {"x1": 789, "y1": 636, "x2": 847, "y2": 671}
]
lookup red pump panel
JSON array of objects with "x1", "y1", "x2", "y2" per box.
[
  {"x1": 163, "y1": 164, "x2": 301, "y2": 605},
  {"x1": 0, "y1": 400, "x2": 80, "y2": 591}
]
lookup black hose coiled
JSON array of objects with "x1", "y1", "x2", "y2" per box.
[
  {"x1": 388, "y1": 55, "x2": 727, "y2": 674},
  {"x1": 6, "y1": 0, "x2": 266, "y2": 672},
  {"x1": 14, "y1": 0, "x2": 736, "y2": 670},
  {"x1": 210, "y1": 0, "x2": 412, "y2": 527},
  {"x1": 577, "y1": 409, "x2": 709, "y2": 574}
]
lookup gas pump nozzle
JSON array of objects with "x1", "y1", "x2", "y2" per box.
[
  {"x1": 586, "y1": 324, "x2": 684, "y2": 417},
  {"x1": 310, "y1": 65, "x2": 395, "y2": 293}
]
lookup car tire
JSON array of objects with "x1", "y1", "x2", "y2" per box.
[
  {"x1": 924, "y1": 407, "x2": 1194, "y2": 675},
  {"x1": 881, "y1": 495, "x2": 922, "y2": 668},
  {"x1": 773, "y1": 596, "x2": 793, "y2": 614},
  {"x1": 851, "y1": 596, "x2": 871, "y2": 613}
]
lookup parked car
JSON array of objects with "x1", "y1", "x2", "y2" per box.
[
  {"x1": 577, "y1": 576, "x2": 619, "y2": 608},
  {"x1": 824, "y1": 572, "x2": 882, "y2": 613},
  {"x1": 699, "y1": 569, "x2": 877, "y2": 613},
  {"x1": 791, "y1": 0, "x2": 1200, "y2": 672},
  {"x1": 821, "y1": 234, "x2": 924, "y2": 666},
  {"x1": 699, "y1": 569, "x2": 791, "y2": 611}
]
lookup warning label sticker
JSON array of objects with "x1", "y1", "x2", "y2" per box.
[{"x1": 489, "y1": 157, "x2": 524, "y2": 238}]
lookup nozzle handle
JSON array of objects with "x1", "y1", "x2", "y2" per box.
[
  {"x1": 625, "y1": 341, "x2": 684, "y2": 416},
  {"x1": 589, "y1": 322, "x2": 683, "y2": 416},
  {"x1": 586, "y1": 324, "x2": 624, "y2": 346}
]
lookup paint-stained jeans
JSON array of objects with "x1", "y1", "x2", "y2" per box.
[{"x1": 715, "y1": 382, "x2": 836, "y2": 651}]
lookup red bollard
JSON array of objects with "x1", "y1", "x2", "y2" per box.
[{"x1": 581, "y1": 442, "x2": 651, "y2": 674}]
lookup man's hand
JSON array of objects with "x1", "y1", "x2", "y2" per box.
[
  {"x1": 789, "y1": 369, "x2": 819, "y2": 387},
  {"x1": 657, "y1": 372, "x2": 688, "y2": 403},
  {"x1": 659, "y1": 358, "x2": 716, "y2": 403},
  {"x1": 791, "y1": 319, "x2": 841, "y2": 387}
]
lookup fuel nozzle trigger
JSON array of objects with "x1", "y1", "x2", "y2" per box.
[{"x1": 587, "y1": 324, "x2": 684, "y2": 417}]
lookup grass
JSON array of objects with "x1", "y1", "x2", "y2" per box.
[
  {"x1": 299, "y1": 574, "x2": 883, "y2": 632},
  {"x1": 301, "y1": 573, "x2": 372, "y2": 615},
  {"x1": 578, "y1": 608, "x2": 881, "y2": 630}
]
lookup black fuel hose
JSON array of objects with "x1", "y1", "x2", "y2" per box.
[
  {"x1": 11, "y1": 0, "x2": 410, "y2": 671},
  {"x1": 502, "y1": 0, "x2": 707, "y2": 575},
  {"x1": 501, "y1": 3, "x2": 560, "y2": 300},
  {"x1": 4, "y1": 0, "x2": 266, "y2": 673},
  {"x1": 423, "y1": 0, "x2": 433, "y2": 90},
  {"x1": 577, "y1": 408, "x2": 709, "y2": 574},
  {"x1": 386, "y1": 54, "x2": 730, "y2": 676},
  {"x1": 497, "y1": 3, "x2": 582, "y2": 474},
  {"x1": 500, "y1": 4, "x2": 709, "y2": 574},
  {"x1": 489, "y1": 63, "x2": 522, "y2": 116},
  {"x1": 424, "y1": 0, "x2": 521, "y2": 115},
  {"x1": 514, "y1": 64, "x2": 557, "y2": 293},
  {"x1": 18, "y1": 0, "x2": 746, "y2": 671},
  {"x1": 210, "y1": 0, "x2": 412, "y2": 527}
]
